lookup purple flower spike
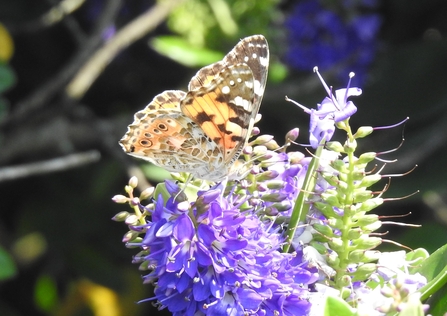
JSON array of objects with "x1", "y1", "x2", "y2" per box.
[{"x1": 287, "y1": 68, "x2": 361, "y2": 148}]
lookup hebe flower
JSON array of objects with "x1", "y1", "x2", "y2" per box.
[
  {"x1": 117, "y1": 177, "x2": 317, "y2": 315},
  {"x1": 113, "y1": 69, "x2": 430, "y2": 315},
  {"x1": 285, "y1": 0, "x2": 382, "y2": 85}
]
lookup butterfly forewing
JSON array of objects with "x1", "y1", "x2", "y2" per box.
[
  {"x1": 181, "y1": 64, "x2": 255, "y2": 163},
  {"x1": 120, "y1": 35, "x2": 269, "y2": 181},
  {"x1": 188, "y1": 34, "x2": 269, "y2": 112}
]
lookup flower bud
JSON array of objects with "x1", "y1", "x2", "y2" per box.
[
  {"x1": 321, "y1": 192, "x2": 341, "y2": 207},
  {"x1": 352, "y1": 236, "x2": 382, "y2": 250},
  {"x1": 243, "y1": 145, "x2": 253, "y2": 155},
  {"x1": 123, "y1": 230, "x2": 141, "y2": 243},
  {"x1": 285, "y1": 128, "x2": 299, "y2": 143},
  {"x1": 353, "y1": 126, "x2": 373, "y2": 139},
  {"x1": 112, "y1": 211, "x2": 130, "y2": 222},
  {"x1": 112, "y1": 194, "x2": 128, "y2": 204},
  {"x1": 351, "y1": 170, "x2": 366, "y2": 181},
  {"x1": 354, "y1": 214, "x2": 379, "y2": 226},
  {"x1": 270, "y1": 201, "x2": 292, "y2": 212},
  {"x1": 139, "y1": 187, "x2": 154, "y2": 200},
  {"x1": 125, "y1": 214, "x2": 139, "y2": 225},
  {"x1": 352, "y1": 263, "x2": 377, "y2": 280},
  {"x1": 363, "y1": 221, "x2": 382, "y2": 233},
  {"x1": 288, "y1": 151, "x2": 304, "y2": 164},
  {"x1": 138, "y1": 260, "x2": 150, "y2": 271},
  {"x1": 251, "y1": 126, "x2": 260, "y2": 136},
  {"x1": 124, "y1": 185, "x2": 133, "y2": 194},
  {"x1": 128, "y1": 176, "x2": 138, "y2": 188},
  {"x1": 325, "y1": 141, "x2": 345, "y2": 153},
  {"x1": 359, "y1": 198, "x2": 383, "y2": 212},
  {"x1": 252, "y1": 134, "x2": 274, "y2": 145},
  {"x1": 343, "y1": 138, "x2": 357, "y2": 153},
  {"x1": 328, "y1": 237, "x2": 343, "y2": 251},
  {"x1": 256, "y1": 170, "x2": 279, "y2": 181},
  {"x1": 314, "y1": 202, "x2": 339, "y2": 218},
  {"x1": 266, "y1": 180, "x2": 286, "y2": 190},
  {"x1": 265, "y1": 139, "x2": 280, "y2": 150},
  {"x1": 327, "y1": 218, "x2": 344, "y2": 230},
  {"x1": 261, "y1": 192, "x2": 288, "y2": 202},
  {"x1": 357, "y1": 174, "x2": 381, "y2": 188},
  {"x1": 331, "y1": 160, "x2": 349, "y2": 173},
  {"x1": 352, "y1": 190, "x2": 373, "y2": 203},
  {"x1": 347, "y1": 228, "x2": 362, "y2": 240},
  {"x1": 356, "y1": 152, "x2": 376, "y2": 165},
  {"x1": 349, "y1": 250, "x2": 367, "y2": 263},
  {"x1": 313, "y1": 223, "x2": 334, "y2": 237}
]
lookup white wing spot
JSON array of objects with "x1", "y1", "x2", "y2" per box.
[
  {"x1": 254, "y1": 80, "x2": 264, "y2": 96},
  {"x1": 259, "y1": 56, "x2": 268, "y2": 67},
  {"x1": 222, "y1": 85, "x2": 230, "y2": 94},
  {"x1": 234, "y1": 96, "x2": 251, "y2": 110},
  {"x1": 244, "y1": 56, "x2": 249, "y2": 62},
  {"x1": 252, "y1": 53, "x2": 258, "y2": 59},
  {"x1": 237, "y1": 77, "x2": 242, "y2": 83}
]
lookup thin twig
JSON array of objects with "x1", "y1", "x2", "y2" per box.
[
  {"x1": 0, "y1": 0, "x2": 122, "y2": 128},
  {"x1": 0, "y1": 150, "x2": 101, "y2": 182},
  {"x1": 66, "y1": 0, "x2": 185, "y2": 100}
]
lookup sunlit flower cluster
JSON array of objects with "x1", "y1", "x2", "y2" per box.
[{"x1": 113, "y1": 70, "x2": 429, "y2": 316}]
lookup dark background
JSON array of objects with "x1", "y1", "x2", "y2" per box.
[{"x1": 1, "y1": 0, "x2": 447, "y2": 315}]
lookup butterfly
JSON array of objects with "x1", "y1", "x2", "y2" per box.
[{"x1": 119, "y1": 35, "x2": 269, "y2": 181}]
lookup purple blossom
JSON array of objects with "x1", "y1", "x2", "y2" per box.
[
  {"x1": 133, "y1": 181, "x2": 315, "y2": 315},
  {"x1": 285, "y1": 0, "x2": 382, "y2": 85},
  {"x1": 287, "y1": 68, "x2": 361, "y2": 148}
]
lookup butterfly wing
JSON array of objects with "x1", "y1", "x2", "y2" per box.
[
  {"x1": 188, "y1": 35, "x2": 269, "y2": 114},
  {"x1": 119, "y1": 90, "x2": 226, "y2": 177},
  {"x1": 181, "y1": 64, "x2": 255, "y2": 165},
  {"x1": 120, "y1": 35, "x2": 270, "y2": 181}
]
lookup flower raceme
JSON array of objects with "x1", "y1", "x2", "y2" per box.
[
  {"x1": 113, "y1": 70, "x2": 428, "y2": 316},
  {"x1": 286, "y1": 67, "x2": 360, "y2": 148}
]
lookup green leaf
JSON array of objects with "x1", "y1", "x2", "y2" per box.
[
  {"x1": 0, "y1": 62, "x2": 16, "y2": 93},
  {"x1": 414, "y1": 243, "x2": 447, "y2": 301},
  {"x1": 140, "y1": 163, "x2": 172, "y2": 183},
  {"x1": 324, "y1": 296, "x2": 356, "y2": 316},
  {"x1": 0, "y1": 246, "x2": 17, "y2": 280},
  {"x1": 150, "y1": 36, "x2": 223, "y2": 67},
  {"x1": 34, "y1": 274, "x2": 58, "y2": 312},
  {"x1": 425, "y1": 280, "x2": 447, "y2": 315},
  {"x1": 406, "y1": 248, "x2": 429, "y2": 274}
]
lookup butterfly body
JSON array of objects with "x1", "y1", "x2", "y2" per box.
[{"x1": 120, "y1": 35, "x2": 269, "y2": 181}]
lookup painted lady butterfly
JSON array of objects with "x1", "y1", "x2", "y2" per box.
[{"x1": 119, "y1": 35, "x2": 269, "y2": 181}]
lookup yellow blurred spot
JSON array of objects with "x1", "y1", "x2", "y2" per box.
[
  {"x1": 78, "y1": 280, "x2": 122, "y2": 316},
  {"x1": 56, "y1": 279, "x2": 123, "y2": 316},
  {"x1": 0, "y1": 23, "x2": 14, "y2": 61},
  {"x1": 12, "y1": 232, "x2": 47, "y2": 265}
]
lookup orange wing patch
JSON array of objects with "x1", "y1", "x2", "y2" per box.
[{"x1": 181, "y1": 64, "x2": 254, "y2": 162}]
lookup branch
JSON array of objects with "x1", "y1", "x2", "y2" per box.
[
  {"x1": 0, "y1": 0, "x2": 122, "y2": 128},
  {"x1": 65, "y1": 0, "x2": 185, "y2": 100},
  {"x1": 0, "y1": 151, "x2": 101, "y2": 182}
]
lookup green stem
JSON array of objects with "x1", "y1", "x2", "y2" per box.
[
  {"x1": 283, "y1": 139, "x2": 324, "y2": 253},
  {"x1": 334, "y1": 119, "x2": 356, "y2": 289}
]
